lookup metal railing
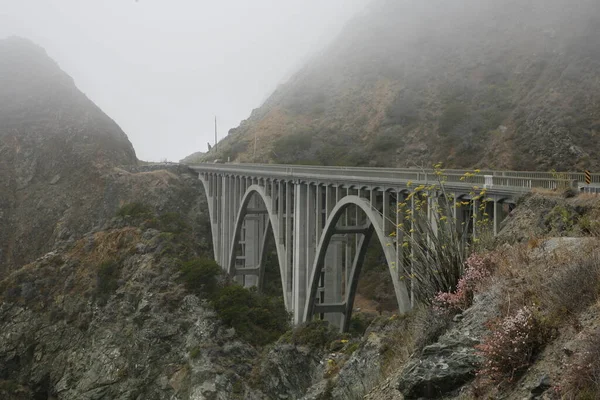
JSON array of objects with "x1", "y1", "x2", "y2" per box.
[
  {"x1": 189, "y1": 163, "x2": 586, "y2": 195},
  {"x1": 191, "y1": 162, "x2": 600, "y2": 184}
]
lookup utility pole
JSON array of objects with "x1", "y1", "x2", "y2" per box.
[{"x1": 214, "y1": 116, "x2": 218, "y2": 152}]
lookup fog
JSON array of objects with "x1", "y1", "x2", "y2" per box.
[{"x1": 0, "y1": 0, "x2": 369, "y2": 161}]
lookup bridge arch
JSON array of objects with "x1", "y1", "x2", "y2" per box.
[
  {"x1": 227, "y1": 185, "x2": 289, "y2": 309},
  {"x1": 304, "y1": 195, "x2": 411, "y2": 331}
]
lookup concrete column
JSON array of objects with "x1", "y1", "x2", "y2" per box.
[
  {"x1": 493, "y1": 199, "x2": 504, "y2": 236},
  {"x1": 307, "y1": 184, "x2": 317, "y2": 292},
  {"x1": 229, "y1": 177, "x2": 236, "y2": 267},
  {"x1": 316, "y1": 184, "x2": 323, "y2": 244},
  {"x1": 472, "y1": 198, "x2": 479, "y2": 240},
  {"x1": 324, "y1": 238, "x2": 344, "y2": 327},
  {"x1": 344, "y1": 188, "x2": 352, "y2": 289},
  {"x1": 285, "y1": 181, "x2": 293, "y2": 305},
  {"x1": 293, "y1": 182, "x2": 308, "y2": 324},
  {"x1": 326, "y1": 185, "x2": 335, "y2": 219},
  {"x1": 221, "y1": 175, "x2": 231, "y2": 269},
  {"x1": 243, "y1": 194, "x2": 263, "y2": 287},
  {"x1": 383, "y1": 190, "x2": 390, "y2": 235},
  {"x1": 410, "y1": 194, "x2": 415, "y2": 306},
  {"x1": 278, "y1": 181, "x2": 284, "y2": 245},
  {"x1": 395, "y1": 190, "x2": 404, "y2": 281},
  {"x1": 271, "y1": 180, "x2": 277, "y2": 212},
  {"x1": 215, "y1": 176, "x2": 222, "y2": 267},
  {"x1": 233, "y1": 176, "x2": 239, "y2": 222},
  {"x1": 428, "y1": 195, "x2": 439, "y2": 238}
]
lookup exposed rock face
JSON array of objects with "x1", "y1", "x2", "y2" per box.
[
  {"x1": 0, "y1": 37, "x2": 138, "y2": 273},
  {"x1": 253, "y1": 344, "x2": 325, "y2": 399},
  {"x1": 203, "y1": 0, "x2": 600, "y2": 171},
  {"x1": 396, "y1": 287, "x2": 501, "y2": 399},
  {"x1": 0, "y1": 220, "x2": 261, "y2": 400}
]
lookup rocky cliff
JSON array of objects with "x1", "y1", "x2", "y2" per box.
[
  {"x1": 200, "y1": 0, "x2": 600, "y2": 171},
  {"x1": 0, "y1": 37, "x2": 139, "y2": 273}
]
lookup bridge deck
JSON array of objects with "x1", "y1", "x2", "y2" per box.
[{"x1": 189, "y1": 163, "x2": 587, "y2": 197}]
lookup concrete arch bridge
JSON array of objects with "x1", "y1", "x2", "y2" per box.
[{"x1": 189, "y1": 163, "x2": 580, "y2": 331}]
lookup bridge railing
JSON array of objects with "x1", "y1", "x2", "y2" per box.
[
  {"x1": 203, "y1": 163, "x2": 600, "y2": 184},
  {"x1": 190, "y1": 163, "x2": 584, "y2": 193}
]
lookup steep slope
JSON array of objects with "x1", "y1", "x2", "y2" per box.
[
  {"x1": 0, "y1": 37, "x2": 140, "y2": 274},
  {"x1": 204, "y1": 0, "x2": 600, "y2": 171}
]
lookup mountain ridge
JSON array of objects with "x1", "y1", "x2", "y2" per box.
[{"x1": 197, "y1": 0, "x2": 600, "y2": 171}]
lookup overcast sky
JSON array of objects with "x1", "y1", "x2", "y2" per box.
[{"x1": 0, "y1": 0, "x2": 369, "y2": 161}]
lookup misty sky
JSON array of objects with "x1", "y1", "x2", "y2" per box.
[{"x1": 0, "y1": 0, "x2": 369, "y2": 161}]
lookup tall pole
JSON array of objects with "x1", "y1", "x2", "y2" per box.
[{"x1": 214, "y1": 116, "x2": 218, "y2": 152}]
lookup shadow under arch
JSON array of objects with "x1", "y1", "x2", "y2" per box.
[
  {"x1": 227, "y1": 184, "x2": 289, "y2": 310},
  {"x1": 304, "y1": 195, "x2": 411, "y2": 331}
]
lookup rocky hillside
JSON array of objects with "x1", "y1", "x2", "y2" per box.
[
  {"x1": 0, "y1": 37, "x2": 141, "y2": 274},
  {"x1": 201, "y1": 0, "x2": 600, "y2": 171}
]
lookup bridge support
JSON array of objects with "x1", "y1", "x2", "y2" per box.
[{"x1": 196, "y1": 166, "x2": 518, "y2": 332}]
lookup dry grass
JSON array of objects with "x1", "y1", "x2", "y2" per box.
[
  {"x1": 68, "y1": 227, "x2": 140, "y2": 266},
  {"x1": 495, "y1": 238, "x2": 600, "y2": 326},
  {"x1": 530, "y1": 187, "x2": 563, "y2": 197},
  {"x1": 411, "y1": 305, "x2": 453, "y2": 352},
  {"x1": 562, "y1": 327, "x2": 600, "y2": 399},
  {"x1": 378, "y1": 314, "x2": 418, "y2": 375}
]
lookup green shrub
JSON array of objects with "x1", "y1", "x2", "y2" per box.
[
  {"x1": 272, "y1": 131, "x2": 314, "y2": 163},
  {"x1": 439, "y1": 103, "x2": 469, "y2": 134},
  {"x1": 212, "y1": 285, "x2": 290, "y2": 346},
  {"x1": 95, "y1": 260, "x2": 120, "y2": 301},
  {"x1": 544, "y1": 204, "x2": 578, "y2": 234},
  {"x1": 158, "y1": 212, "x2": 190, "y2": 234},
  {"x1": 344, "y1": 342, "x2": 360, "y2": 355},
  {"x1": 179, "y1": 258, "x2": 222, "y2": 297},
  {"x1": 189, "y1": 346, "x2": 201, "y2": 359},
  {"x1": 283, "y1": 320, "x2": 338, "y2": 348},
  {"x1": 348, "y1": 313, "x2": 375, "y2": 337},
  {"x1": 116, "y1": 202, "x2": 153, "y2": 218}
]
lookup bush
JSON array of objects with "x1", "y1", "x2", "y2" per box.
[
  {"x1": 433, "y1": 253, "x2": 495, "y2": 313},
  {"x1": 116, "y1": 202, "x2": 153, "y2": 218},
  {"x1": 158, "y1": 212, "x2": 190, "y2": 234},
  {"x1": 398, "y1": 166, "x2": 487, "y2": 304},
  {"x1": 283, "y1": 320, "x2": 338, "y2": 348},
  {"x1": 95, "y1": 260, "x2": 120, "y2": 302},
  {"x1": 476, "y1": 307, "x2": 547, "y2": 384},
  {"x1": 348, "y1": 313, "x2": 375, "y2": 337},
  {"x1": 540, "y1": 253, "x2": 600, "y2": 324},
  {"x1": 544, "y1": 204, "x2": 579, "y2": 234},
  {"x1": 212, "y1": 285, "x2": 289, "y2": 346},
  {"x1": 412, "y1": 306, "x2": 454, "y2": 351},
  {"x1": 439, "y1": 103, "x2": 469, "y2": 134},
  {"x1": 562, "y1": 328, "x2": 600, "y2": 399},
  {"x1": 179, "y1": 258, "x2": 222, "y2": 297}
]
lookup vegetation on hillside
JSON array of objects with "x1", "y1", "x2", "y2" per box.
[
  {"x1": 195, "y1": 0, "x2": 600, "y2": 171},
  {"x1": 117, "y1": 202, "x2": 291, "y2": 347}
]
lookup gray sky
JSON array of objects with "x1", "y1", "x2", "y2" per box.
[{"x1": 0, "y1": 0, "x2": 369, "y2": 161}]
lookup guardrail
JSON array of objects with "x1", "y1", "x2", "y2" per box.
[
  {"x1": 192, "y1": 163, "x2": 600, "y2": 184},
  {"x1": 189, "y1": 163, "x2": 580, "y2": 194}
]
